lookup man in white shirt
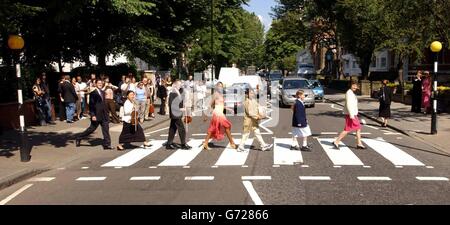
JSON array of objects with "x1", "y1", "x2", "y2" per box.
[{"x1": 77, "y1": 75, "x2": 88, "y2": 117}]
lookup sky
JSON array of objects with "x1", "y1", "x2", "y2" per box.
[{"x1": 242, "y1": 0, "x2": 277, "y2": 32}]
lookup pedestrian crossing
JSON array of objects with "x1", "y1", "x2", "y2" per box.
[{"x1": 98, "y1": 138, "x2": 428, "y2": 169}]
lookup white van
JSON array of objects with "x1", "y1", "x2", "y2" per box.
[
  {"x1": 233, "y1": 75, "x2": 266, "y2": 95},
  {"x1": 218, "y1": 67, "x2": 240, "y2": 87}
]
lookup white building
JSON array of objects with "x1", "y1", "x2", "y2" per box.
[{"x1": 342, "y1": 49, "x2": 391, "y2": 76}]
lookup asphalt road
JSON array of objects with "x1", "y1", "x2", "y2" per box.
[{"x1": 0, "y1": 97, "x2": 449, "y2": 205}]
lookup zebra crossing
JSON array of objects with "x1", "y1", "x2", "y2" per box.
[{"x1": 98, "y1": 137, "x2": 429, "y2": 169}]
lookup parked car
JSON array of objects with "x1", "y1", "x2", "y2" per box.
[
  {"x1": 233, "y1": 75, "x2": 267, "y2": 97},
  {"x1": 278, "y1": 77, "x2": 315, "y2": 108},
  {"x1": 297, "y1": 64, "x2": 315, "y2": 79},
  {"x1": 308, "y1": 79, "x2": 325, "y2": 102},
  {"x1": 267, "y1": 72, "x2": 283, "y2": 98}
]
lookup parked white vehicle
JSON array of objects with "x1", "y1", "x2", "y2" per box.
[
  {"x1": 232, "y1": 75, "x2": 266, "y2": 95},
  {"x1": 218, "y1": 67, "x2": 240, "y2": 87}
]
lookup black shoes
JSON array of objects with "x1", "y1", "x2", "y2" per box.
[
  {"x1": 300, "y1": 146, "x2": 312, "y2": 151},
  {"x1": 181, "y1": 144, "x2": 192, "y2": 150},
  {"x1": 290, "y1": 146, "x2": 300, "y2": 150},
  {"x1": 356, "y1": 145, "x2": 367, "y2": 149},
  {"x1": 103, "y1": 146, "x2": 114, "y2": 150},
  {"x1": 166, "y1": 144, "x2": 177, "y2": 150},
  {"x1": 75, "y1": 139, "x2": 81, "y2": 147}
]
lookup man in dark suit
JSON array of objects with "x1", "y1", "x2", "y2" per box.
[
  {"x1": 166, "y1": 80, "x2": 191, "y2": 150},
  {"x1": 76, "y1": 79, "x2": 113, "y2": 150},
  {"x1": 59, "y1": 75, "x2": 78, "y2": 123}
]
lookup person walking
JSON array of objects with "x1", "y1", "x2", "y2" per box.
[
  {"x1": 75, "y1": 79, "x2": 113, "y2": 150},
  {"x1": 57, "y1": 75, "x2": 66, "y2": 121},
  {"x1": 135, "y1": 81, "x2": 147, "y2": 123},
  {"x1": 165, "y1": 80, "x2": 192, "y2": 150},
  {"x1": 421, "y1": 70, "x2": 432, "y2": 114},
  {"x1": 142, "y1": 77, "x2": 154, "y2": 120},
  {"x1": 116, "y1": 90, "x2": 152, "y2": 150},
  {"x1": 202, "y1": 82, "x2": 238, "y2": 150},
  {"x1": 411, "y1": 70, "x2": 422, "y2": 113},
  {"x1": 157, "y1": 79, "x2": 168, "y2": 115},
  {"x1": 333, "y1": 81, "x2": 366, "y2": 150},
  {"x1": 239, "y1": 88, "x2": 273, "y2": 151},
  {"x1": 76, "y1": 75, "x2": 88, "y2": 118},
  {"x1": 290, "y1": 90, "x2": 312, "y2": 151},
  {"x1": 378, "y1": 79, "x2": 393, "y2": 127},
  {"x1": 60, "y1": 75, "x2": 78, "y2": 123},
  {"x1": 72, "y1": 77, "x2": 82, "y2": 121}
]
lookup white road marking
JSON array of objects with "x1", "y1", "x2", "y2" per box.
[
  {"x1": 363, "y1": 165, "x2": 371, "y2": 168},
  {"x1": 145, "y1": 127, "x2": 170, "y2": 135},
  {"x1": 351, "y1": 132, "x2": 371, "y2": 135},
  {"x1": 362, "y1": 138, "x2": 425, "y2": 166},
  {"x1": 333, "y1": 165, "x2": 342, "y2": 168},
  {"x1": 101, "y1": 140, "x2": 165, "y2": 167},
  {"x1": 242, "y1": 176, "x2": 271, "y2": 180},
  {"x1": 360, "y1": 119, "x2": 367, "y2": 125},
  {"x1": 114, "y1": 167, "x2": 122, "y2": 169},
  {"x1": 426, "y1": 166, "x2": 434, "y2": 169},
  {"x1": 160, "y1": 134, "x2": 170, "y2": 137},
  {"x1": 242, "y1": 181, "x2": 264, "y2": 205},
  {"x1": 0, "y1": 184, "x2": 33, "y2": 205},
  {"x1": 183, "y1": 166, "x2": 190, "y2": 169},
  {"x1": 299, "y1": 176, "x2": 331, "y2": 181},
  {"x1": 149, "y1": 166, "x2": 158, "y2": 169},
  {"x1": 242, "y1": 165, "x2": 249, "y2": 168},
  {"x1": 384, "y1": 132, "x2": 402, "y2": 135},
  {"x1": 395, "y1": 166, "x2": 404, "y2": 168},
  {"x1": 330, "y1": 104, "x2": 343, "y2": 111},
  {"x1": 81, "y1": 167, "x2": 89, "y2": 169},
  {"x1": 273, "y1": 138, "x2": 303, "y2": 165},
  {"x1": 158, "y1": 139, "x2": 203, "y2": 167},
  {"x1": 211, "y1": 165, "x2": 218, "y2": 168},
  {"x1": 214, "y1": 139, "x2": 252, "y2": 166},
  {"x1": 317, "y1": 138, "x2": 364, "y2": 166},
  {"x1": 76, "y1": 177, "x2": 106, "y2": 181},
  {"x1": 416, "y1": 177, "x2": 449, "y2": 181},
  {"x1": 365, "y1": 125, "x2": 379, "y2": 130},
  {"x1": 185, "y1": 176, "x2": 214, "y2": 181},
  {"x1": 28, "y1": 177, "x2": 55, "y2": 182},
  {"x1": 396, "y1": 137, "x2": 403, "y2": 140},
  {"x1": 192, "y1": 134, "x2": 206, "y2": 136},
  {"x1": 130, "y1": 176, "x2": 161, "y2": 181},
  {"x1": 321, "y1": 132, "x2": 338, "y2": 135},
  {"x1": 301, "y1": 165, "x2": 309, "y2": 168},
  {"x1": 57, "y1": 167, "x2": 65, "y2": 170},
  {"x1": 272, "y1": 165, "x2": 280, "y2": 168},
  {"x1": 357, "y1": 176, "x2": 392, "y2": 181}
]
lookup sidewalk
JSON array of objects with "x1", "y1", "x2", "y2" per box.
[
  {"x1": 325, "y1": 88, "x2": 450, "y2": 156},
  {"x1": 0, "y1": 103, "x2": 170, "y2": 190}
]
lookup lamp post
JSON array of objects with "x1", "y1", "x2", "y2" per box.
[
  {"x1": 430, "y1": 41, "x2": 442, "y2": 134},
  {"x1": 8, "y1": 34, "x2": 31, "y2": 162},
  {"x1": 210, "y1": 0, "x2": 214, "y2": 94}
]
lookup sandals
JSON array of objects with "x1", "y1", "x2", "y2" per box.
[
  {"x1": 357, "y1": 145, "x2": 366, "y2": 149},
  {"x1": 332, "y1": 141, "x2": 340, "y2": 149},
  {"x1": 117, "y1": 145, "x2": 125, "y2": 151},
  {"x1": 230, "y1": 144, "x2": 238, "y2": 150},
  {"x1": 202, "y1": 143, "x2": 210, "y2": 151}
]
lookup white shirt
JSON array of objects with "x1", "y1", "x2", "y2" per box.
[
  {"x1": 122, "y1": 100, "x2": 135, "y2": 123},
  {"x1": 344, "y1": 89, "x2": 358, "y2": 117},
  {"x1": 78, "y1": 82, "x2": 87, "y2": 98}
]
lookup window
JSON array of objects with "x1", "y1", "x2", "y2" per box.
[
  {"x1": 353, "y1": 61, "x2": 357, "y2": 68},
  {"x1": 381, "y1": 57, "x2": 387, "y2": 67}
]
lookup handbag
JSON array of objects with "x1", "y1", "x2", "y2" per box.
[
  {"x1": 131, "y1": 107, "x2": 139, "y2": 126},
  {"x1": 148, "y1": 104, "x2": 155, "y2": 114}
]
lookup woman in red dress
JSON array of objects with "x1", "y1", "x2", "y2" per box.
[
  {"x1": 202, "y1": 82, "x2": 238, "y2": 150},
  {"x1": 421, "y1": 71, "x2": 432, "y2": 114}
]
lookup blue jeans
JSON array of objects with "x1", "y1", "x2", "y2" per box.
[
  {"x1": 44, "y1": 98, "x2": 52, "y2": 122},
  {"x1": 65, "y1": 102, "x2": 76, "y2": 122},
  {"x1": 80, "y1": 100, "x2": 86, "y2": 117}
]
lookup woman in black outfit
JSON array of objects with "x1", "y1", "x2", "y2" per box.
[
  {"x1": 378, "y1": 79, "x2": 393, "y2": 127},
  {"x1": 411, "y1": 70, "x2": 422, "y2": 113}
]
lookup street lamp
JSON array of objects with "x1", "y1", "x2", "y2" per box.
[
  {"x1": 8, "y1": 34, "x2": 31, "y2": 162},
  {"x1": 210, "y1": 0, "x2": 214, "y2": 94},
  {"x1": 430, "y1": 41, "x2": 442, "y2": 134}
]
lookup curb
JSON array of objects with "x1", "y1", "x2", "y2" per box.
[
  {"x1": 325, "y1": 97, "x2": 450, "y2": 156},
  {"x1": 0, "y1": 117, "x2": 171, "y2": 191}
]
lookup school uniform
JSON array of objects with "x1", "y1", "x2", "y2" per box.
[{"x1": 292, "y1": 99, "x2": 312, "y2": 137}]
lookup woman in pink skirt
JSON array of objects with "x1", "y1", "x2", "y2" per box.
[
  {"x1": 421, "y1": 71, "x2": 432, "y2": 114},
  {"x1": 333, "y1": 81, "x2": 366, "y2": 149},
  {"x1": 202, "y1": 82, "x2": 238, "y2": 150}
]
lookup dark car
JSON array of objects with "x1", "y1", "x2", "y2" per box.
[{"x1": 267, "y1": 73, "x2": 283, "y2": 98}]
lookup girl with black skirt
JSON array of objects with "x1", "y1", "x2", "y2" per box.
[{"x1": 117, "y1": 91, "x2": 152, "y2": 151}]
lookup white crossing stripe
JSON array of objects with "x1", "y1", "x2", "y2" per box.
[
  {"x1": 242, "y1": 176, "x2": 271, "y2": 180},
  {"x1": 317, "y1": 138, "x2": 364, "y2": 166},
  {"x1": 0, "y1": 184, "x2": 33, "y2": 205},
  {"x1": 214, "y1": 139, "x2": 252, "y2": 166},
  {"x1": 362, "y1": 138, "x2": 425, "y2": 166},
  {"x1": 273, "y1": 138, "x2": 303, "y2": 165},
  {"x1": 158, "y1": 139, "x2": 204, "y2": 167},
  {"x1": 28, "y1": 177, "x2": 55, "y2": 182},
  {"x1": 101, "y1": 140, "x2": 165, "y2": 167},
  {"x1": 185, "y1": 176, "x2": 214, "y2": 180},
  {"x1": 321, "y1": 132, "x2": 338, "y2": 135},
  {"x1": 76, "y1": 177, "x2": 106, "y2": 181},
  {"x1": 365, "y1": 125, "x2": 379, "y2": 130},
  {"x1": 130, "y1": 176, "x2": 161, "y2": 181},
  {"x1": 416, "y1": 177, "x2": 449, "y2": 181},
  {"x1": 299, "y1": 176, "x2": 331, "y2": 180},
  {"x1": 357, "y1": 176, "x2": 392, "y2": 181},
  {"x1": 242, "y1": 181, "x2": 264, "y2": 205}
]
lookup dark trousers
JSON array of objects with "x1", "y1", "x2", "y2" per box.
[
  {"x1": 58, "y1": 100, "x2": 66, "y2": 121},
  {"x1": 78, "y1": 120, "x2": 111, "y2": 147},
  {"x1": 159, "y1": 97, "x2": 166, "y2": 115},
  {"x1": 167, "y1": 118, "x2": 186, "y2": 145},
  {"x1": 411, "y1": 93, "x2": 422, "y2": 113},
  {"x1": 105, "y1": 99, "x2": 120, "y2": 123}
]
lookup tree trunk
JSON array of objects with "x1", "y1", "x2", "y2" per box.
[
  {"x1": 97, "y1": 52, "x2": 107, "y2": 68},
  {"x1": 360, "y1": 54, "x2": 372, "y2": 80}
]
